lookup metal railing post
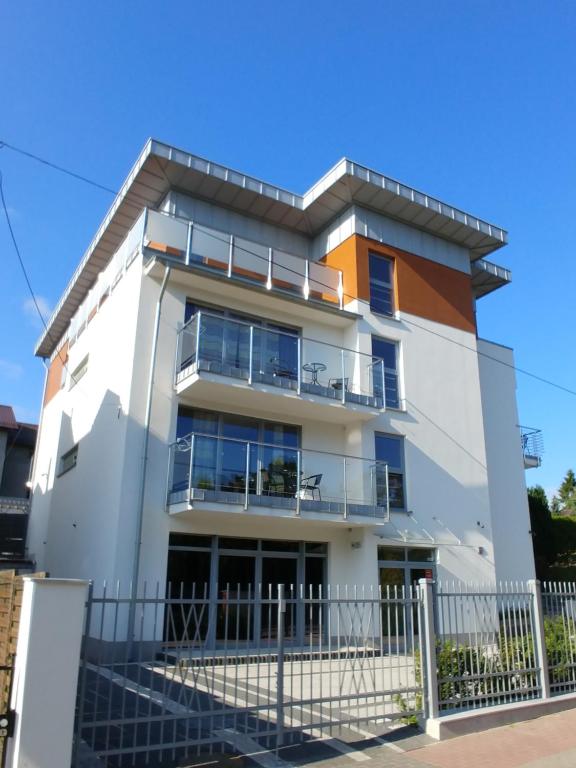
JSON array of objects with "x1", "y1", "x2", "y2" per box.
[
  {"x1": 140, "y1": 208, "x2": 149, "y2": 255},
  {"x1": 195, "y1": 311, "x2": 202, "y2": 367},
  {"x1": 528, "y1": 579, "x2": 551, "y2": 699},
  {"x1": 303, "y1": 260, "x2": 310, "y2": 300},
  {"x1": 297, "y1": 337, "x2": 302, "y2": 395},
  {"x1": 248, "y1": 325, "x2": 254, "y2": 385},
  {"x1": 343, "y1": 457, "x2": 348, "y2": 519},
  {"x1": 380, "y1": 359, "x2": 386, "y2": 409},
  {"x1": 267, "y1": 247, "x2": 273, "y2": 289},
  {"x1": 385, "y1": 464, "x2": 390, "y2": 521},
  {"x1": 188, "y1": 434, "x2": 196, "y2": 506},
  {"x1": 419, "y1": 578, "x2": 439, "y2": 720},
  {"x1": 338, "y1": 270, "x2": 344, "y2": 310},
  {"x1": 186, "y1": 221, "x2": 193, "y2": 266},
  {"x1": 244, "y1": 442, "x2": 251, "y2": 511},
  {"x1": 228, "y1": 234, "x2": 234, "y2": 278},
  {"x1": 296, "y1": 450, "x2": 301, "y2": 516},
  {"x1": 173, "y1": 322, "x2": 182, "y2": 385},
  {"x1": 340, "y1": 349, "x2": 346, "y2": 404},
  {"x1": 276, "y1": 584, "x2": 286, "y2": 751}
]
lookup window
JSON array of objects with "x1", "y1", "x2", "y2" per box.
[
  {"x1": 375, "y1": 433, "x2": 406, "y2": 510},
  {"x1": 58, "y1": 444, "x2": 78, "y2": 476},
  {"x1": 372, "y1": 337, "x2": 400, "y2": 408},
  {"x1": 369, "y1": 253, "x2": 394, "y2": 316},
  {"x1": 69, "y1": 355, "x2": 88, "y2": 389},
  {"x1": 174, "y1": 407, "x2": 300, "y2": 497},
  {"x1": 184, "y1": 301, "x2": 300, "y2": 380}
]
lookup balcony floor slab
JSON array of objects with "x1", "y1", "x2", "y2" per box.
[{"x1": 175, "y1": 366, "x2": 382, "y2": 424}]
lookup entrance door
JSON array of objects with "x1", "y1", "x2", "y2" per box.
[
  {"x1": 217, "y1": 555, "x2": 256, "y2": 641},
  {"x1": 380, "y1": 567, "x2": 406, "y2": 637},
  {"x1": 261, "y1": 557, "x2": 298, "y2": 641}
]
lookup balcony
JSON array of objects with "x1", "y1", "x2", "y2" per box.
[
  {"x1": 175, "y1": 311, "x2": 399, "y2": 423},
  {"x1": 167, "y1": 432, "x2": 390, "y2": 524},
  {"x1": 520, "y1": 427, "x2": 543, "y2": 469},
  {"x1": 142, "y1": 209, "x2": 344, "y2": 311}
]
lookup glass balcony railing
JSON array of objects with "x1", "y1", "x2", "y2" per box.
[
  {"x1": 143, "y1": 209, "x2": 344, "y2": 310},
  {"x1": 167, "y1": 432, "x2": 390, "y2": 521},
  {"x1": 175, "y1": 311, "x2": 401, "y2": 410}
]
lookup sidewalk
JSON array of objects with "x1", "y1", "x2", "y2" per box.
[
  {"x1": 265, "y1": 707, "x2": 576, "y2": 768},
  {"x1": 406, "y1": 707, "x2": 576, "y2": 768}
]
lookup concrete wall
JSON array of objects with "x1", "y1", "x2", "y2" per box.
[{"x1": 478, "y1": 339, "x2": 535, "y2": 582}]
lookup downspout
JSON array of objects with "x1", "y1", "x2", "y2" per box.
[{"x1": 127, "y1": 263, "x2": 171, "y2": 652}]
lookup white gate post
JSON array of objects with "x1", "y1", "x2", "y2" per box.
[
  {"x1": 6, "y1": 578, "x2": 88, "y2": 768},
  {"x1": 528, "y1": 579, "x2": 551, "y2": 699},
  {"x1": 419, "y1": 578, "x2": 439, "y2": 719}
]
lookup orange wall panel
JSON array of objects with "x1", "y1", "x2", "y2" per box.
[
  {"x1": 323, "y1": 235, "x2": 476, "y2": 334},
  {"x1": 43, "y1": 341, "x2": 69, "y2": 406}
]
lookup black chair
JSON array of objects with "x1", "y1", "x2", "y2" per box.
[
  {"x1": 299, "y1": 474, "x2": 322, "y2": 501},
  {"x1": 328, "y1": 377, "x2": 349, "y2": 392}
]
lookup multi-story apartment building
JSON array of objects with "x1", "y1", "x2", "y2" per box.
[{"x1": 28, "y1": 141, "x2": 539, "y2": 637}]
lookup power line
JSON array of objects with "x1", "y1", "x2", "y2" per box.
[
  {"x1": 0, "y1": 171, "x2": 88, "y2": 396},
  {"x1": 1, "y1": 138, "x2": 574, "y2": 400}
]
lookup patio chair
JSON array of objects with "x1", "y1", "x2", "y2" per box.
[
  {"x1": 299, "y1": 474, "x2": 322, "y2": 501},
  {"x1": 260, "y1": 468, "x2": 286, "y2": 496},
  {"x1": 328, "y1": 377, "x2": 349, "y2": 391}
]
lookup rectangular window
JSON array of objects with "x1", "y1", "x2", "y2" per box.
[
  {"x1": 372, "y1": 337, "x2": 400, "y2": 408},
  {"x1": 375, "y1": 433, "x2": 406, "y2": 510},
  {"x1": 369, "y1": 253, "x2": 394, "y2": 316},
  {"x1": 175, "y1": 407, "x2": 301, "y2": 498},
  {"x1": 58, "y1": 444, "x2": 78, "y2": 476},
  {"x1": 69, "y1": 355, "x2": 89, "y2": 389}
]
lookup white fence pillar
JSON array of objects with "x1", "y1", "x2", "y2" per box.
[
  {"x1": 528, "y1": 578, "x2": 551, "y2": 700},
  {"x1": 419, "y1": 578, "x2": 439, "y2": 719},
  {"x1": 6, "y1": 578, "x2": 88, "y2": 768}
]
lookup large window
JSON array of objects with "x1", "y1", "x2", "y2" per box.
[
  {"x1": 369, "y1": 253, "x2": 394, "y2": 316},
  {"x1": 185, "y1": 301, "x2": 300, "y2": 380},
  {"x1": 371, "y1": 336, "x2": 400, "y2": 408},
  {"x1": 174, "y1": 407, "x2": 300, "y2": 497},
  {"x1": 375, "y1": 433, "x2": 406, "y2": 510}
]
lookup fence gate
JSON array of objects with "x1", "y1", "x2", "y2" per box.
[{"x1": 74, "y1": 583, "x2": 424, "y2": 766}]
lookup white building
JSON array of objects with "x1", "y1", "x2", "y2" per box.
[{"x1": 28, "y1": 140, "x2": 540, "y2": 642}]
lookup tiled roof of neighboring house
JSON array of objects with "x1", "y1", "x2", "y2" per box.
[{"x1": 0, "y1": 406, "x2": 17, "y2": 430}]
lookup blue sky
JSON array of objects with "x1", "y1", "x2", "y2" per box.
[{"x1": 1, "y1": 0, "x2": 574, "y2": 498}]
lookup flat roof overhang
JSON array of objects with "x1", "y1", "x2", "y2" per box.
[{"x1": 36, "y1": 139, "x2": 508, "y2": 358}]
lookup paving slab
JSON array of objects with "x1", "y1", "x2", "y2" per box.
[{"x1": 408, "y1": 707, "x2": 576, "y2": 768}]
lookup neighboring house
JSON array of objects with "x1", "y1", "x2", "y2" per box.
[
  {"x1": 28, "y1": 140, "x2": 540, "y2": 639},
  {"x1": 0, "y1": 405, "x2": 36, "y2": 571}
]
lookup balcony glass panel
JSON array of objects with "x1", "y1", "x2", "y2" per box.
[
  {"x1": 144, "y1": 210, "x2": 343, "y2": 309},
  {"x1": 168, "y1": 432, "x2": 389, "y2": 521},
  {"x1": 177, "y1": 311, "x2": 391, "y2": 411}
]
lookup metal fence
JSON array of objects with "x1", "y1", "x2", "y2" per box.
[
  {"x1": 74, "y1": 583, "x2": 423, "y2": 767},
  {"x1": 434, "y1": 582, "x2": 540, "y2": 712},
  {"x1": 541, "y1": 582, "x2": 576, "y2": 695}
]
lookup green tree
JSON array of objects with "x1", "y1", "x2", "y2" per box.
[
  {"x1": 551, "y1": 469, "x2": 576, "y2": 516},
  {"x1": 528, "y1": 485, "x2": 554, "y2": 578}
]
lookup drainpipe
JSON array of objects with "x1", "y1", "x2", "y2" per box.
[{"x1": 127, "y1": 263, "x2": 171, "y2": 654}]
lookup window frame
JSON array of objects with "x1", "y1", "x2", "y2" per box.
[
  {"x1": 368, "y1": 252, "x2": 395, "y2": 317},
  {"x1": 371, "y1": 335, "x2": 401, "y2": 409},
  {"x1": 57, "y1": 444, "x2": 79, "y2": 477},
  {"x1": 374, "y1": 432, "x2": 407, "y2": 511}
]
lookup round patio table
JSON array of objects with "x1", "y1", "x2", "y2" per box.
[{"x1": 302, "y1": 362, "x2": 327, "y2": 385}]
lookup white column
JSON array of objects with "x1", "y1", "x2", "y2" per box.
[
  {"x1": 419, "y1": 578, "x2": 439, "y2": 719},
  {"x1": 7, "y1": 578, "x2": 88, "y2": 768},
  {"x1": 528, "y1": 578, "x2": 551, "y2": 699}
]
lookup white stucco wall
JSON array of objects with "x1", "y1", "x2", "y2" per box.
[{"x1": 478, "y1": 338, "x2": 535, "y2": 582}]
